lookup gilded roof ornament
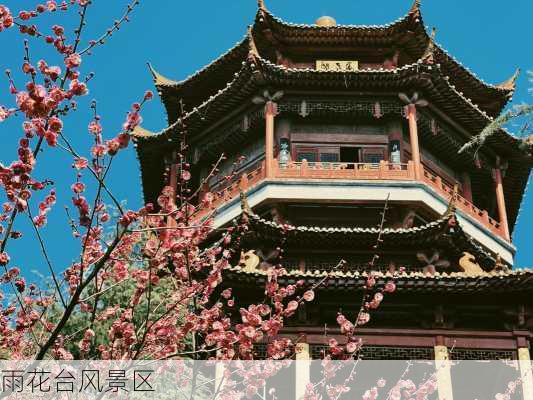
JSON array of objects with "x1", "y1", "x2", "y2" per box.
[
  {"x1": 146, "y1": 62, "x2": 178, "y2": 87},
  {"x1": 459, "y1": 252, "x2": 484, "y2": 275},
  {"x1": 496, "y1": 68, "x2": 520, "y2": 91},
  {"x1": 257, "y1": 0, "x2": 267, "y2": 11},
  {"x1": 315, "y1": 16, "x2": 337, "y2": 27},
  {"x1": 238, "y1": 250, "x2": 260, "y2": 272}
]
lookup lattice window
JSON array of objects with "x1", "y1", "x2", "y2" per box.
[
  {"x1": 361, "y1": 346, "x2": 435, "y2": 360},
  {"x1": 285, "y1": 257, "x2": 425, "y2": 273},
  {"x1": 310, "y1": 345, "x2": 328, "y2": 360},
  {"x1": 320, "y1": 152, "x2": 340, "y2": 163},
  {"x1": 200, "y1": 100, "x2": 406, "y2": 160},
  {"x1": 361, "y1": 147, "x2": 386, "y2": 164},
  {"x1": 295, "y1": 148, "x2": 319, "y2": 162},
  {"x1": 310, "y1": 345, "x2": 434, "y2": 360},
  {"x1": 450, "y1": 348, "x2": 517, "y2": 360},
  {"x1": 277, "y1": 100, "x2": 404, "y2": 118}
]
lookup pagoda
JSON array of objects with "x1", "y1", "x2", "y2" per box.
[{"x1": 134, "y1": 0, "x2": 533, "y2": 371}]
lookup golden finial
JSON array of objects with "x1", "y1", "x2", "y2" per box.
[
  {"x1": 496, "y1": 68, "x2": 520, "y2": 91},
  {"x1": 257, "y1": 0, "x2": 266, "y2": 11},
  {"x1": 315, "y1": 16, "x2": 337, "y2": 27}
]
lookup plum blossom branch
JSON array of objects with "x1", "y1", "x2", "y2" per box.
[
  {"x1": 0, "y1": 0, "x2": 383, "y2": 365},
  {"x1": 79, "y1": 277, "x2": 130, "y2": 303},
  {"x1": 0, "y1": 0, "x2": 91, "y2": 258},
  {"x1": 34, "y1": 229, "x2": 126, "y2": 359},
  {"x1": 79, "y1": 0, "x2": 141, "y2": 56},
  {"x1": 26, "y1": 206, "x2": 66, "y2": 307},
  {"x1": 56, "y1": 138, "x2": 125, "y2": 216},
  {"x1": 327, "y1": 194, "x2": 396, "y2": 359},
  {"x1": 186, "y1": 153, "x2": 226, "y2": 202}
]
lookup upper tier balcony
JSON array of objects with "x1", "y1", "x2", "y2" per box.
[{"x1": 196, "y1": 158, "x2": 506, "y2": 241}]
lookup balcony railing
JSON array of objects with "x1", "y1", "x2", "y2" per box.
[
  {"x1": 275, "y1": 160, "x2": 412, "y2": 180},
  {"x1": 420, "y1": 168, "x2": 502, "y2": 236},
  {"x1": 195, "y1": 159, "x2": 506, "y2": 240}
]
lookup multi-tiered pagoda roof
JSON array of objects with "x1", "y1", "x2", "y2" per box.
[{"x1": 134, "y1": 0, "x2": 531, "y2": 233}]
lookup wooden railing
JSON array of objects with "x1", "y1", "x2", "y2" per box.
[
  {"x1": 194, "y1": 162, "x2": 266, "y2": 220},
  {"x1": 421, "y1": 169, "x2": 502, "y2": 237},
  {"x1": 194, "y1": 158, "x2": 507, "y2": 240},
  {"x1": 274, "y1": 160, "x2": 414, "y2": 181}
]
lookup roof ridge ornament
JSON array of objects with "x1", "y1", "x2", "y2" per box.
[
  {"x1": 146, "y1": 62, "x2": 178, "y2": 87},
  {"x1": 496, "y1": 68, "x2": 520, "y2": 91},
  {"x1": 458, "y1": 252, "x2": 484, "y2": 275},
  {"x1": 257, "y1": 0, "x2": 267, "y2": 11},
  {"x1": 408, "y1": 0, "x2": 422, "y2": 17}
]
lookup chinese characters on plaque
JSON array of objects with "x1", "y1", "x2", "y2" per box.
[{"x1": 315, "y1": 60, "x2": 359, "y2": 72}]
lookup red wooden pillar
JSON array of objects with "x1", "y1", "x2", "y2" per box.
[
  {"x1": 493, "y1": 167, "x2": 510, "y2": 241},
  {"x1": 406, "y1": 104, "x2": 422, "y2": 180},
  {"x1": 264, "y1": 101, "x2": 277, "y2": 178}
]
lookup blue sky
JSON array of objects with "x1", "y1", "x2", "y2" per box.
[{"x1": 0, "y1": 0, "x2": 531, "y2": 277}]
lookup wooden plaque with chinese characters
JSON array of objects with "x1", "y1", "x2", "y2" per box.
[{"x1": 316, "y1": 60, "x2": 359, "y2": 72}]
